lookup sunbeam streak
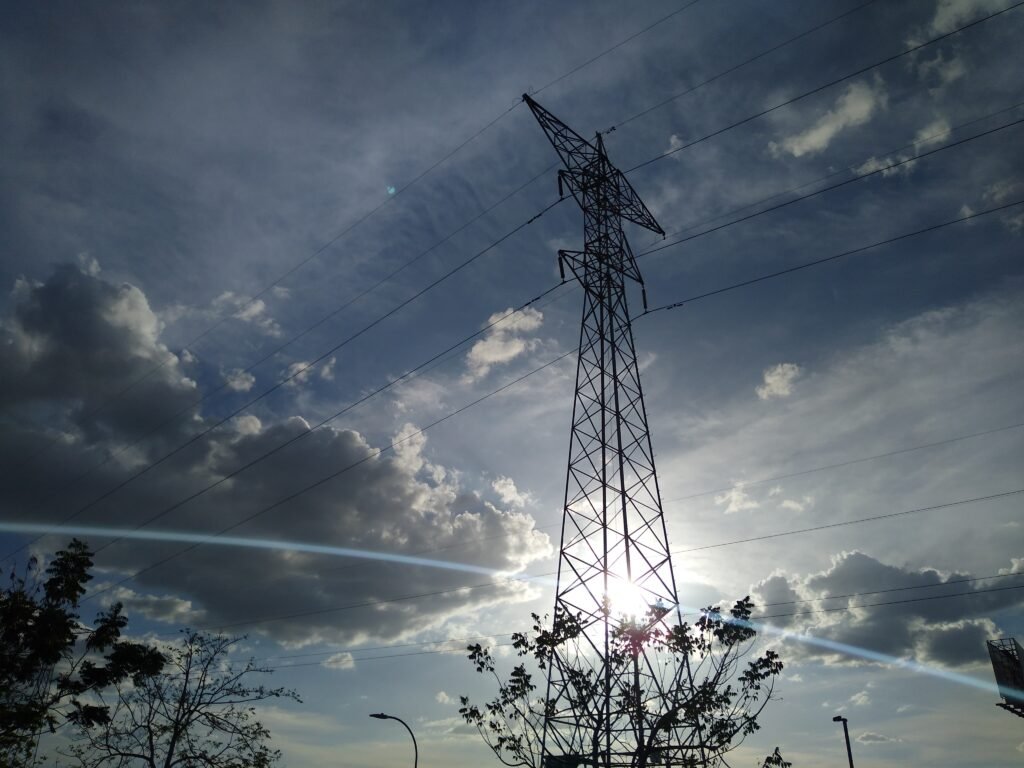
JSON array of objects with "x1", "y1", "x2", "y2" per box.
[
  {"x1": 0, "y1": 522, "x2": 554, "y2": 584},
  {"x1": 3, "y1": 522, "x2": 1013, "y2": 699}
]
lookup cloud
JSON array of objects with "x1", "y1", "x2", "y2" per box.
[
  {"x1": 464, "y1": 307, "x2": 544, "y2": 381},
  {"x1": 849, "y1": 690, "x2": 871, "y2": 707},
  {"x1": 779, "y1": 495, "x2": 814, "y2": 513},
  {"x1": 492, "y1": 476, "x2": 531, "y2": 508},
  {"x1": 713, "y1": 484, "x2": 759, "y2": 514},
  {"x1": 284, "y1": 361, "x2": 314, "y2": 387},
  {"x1": 752, "y1": 551, "x2": 1024, "y2": 668},
  {"x1": 319, "y1": 356, "x2": 336, "y2": 382},
  {"x1": 225, "y1": 368, "x2": 256, "y2": 392},
  {"x1": 322, "y1": 652, "x2": 354, "y2": 670},
  {"x1": 856, "y1": 731, "x2": 898, "y2": 744},
  {"x1": 109, "y1": 587, "x2": 205, "y2": 625},
  {"x1": 756, "y1": 363, "x2": 801, "y2": 400},
  {"x1": 0, "y1": 263, "x2": 197, "y2": 444},
  {"x1": 963, "y1": 179, "x2": 1024, "y2": 233},
  {"x1": 770, "y1": 79, "x2": 885, "y2": 158},
  {"x1": 925, "y1": 0, "x2": 1008, "y2": 36},
  {"x1": 435, "y1": 690, "x2": 453, "y2": 704},
  {"x1": 213, "y1": 291, "x2": 282, "y2": 337},
  {"x1": 0, "y1": 267, "x2": 553, "y2": 647},
  {"x1": 914, "y1": 117, "x2": 952, "y2": 149},
  {"x1": 916, "y1": 52, "x2": 967, "y2": 87}
]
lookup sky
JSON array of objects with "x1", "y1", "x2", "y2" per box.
[{"x1": 1, "y1": 0, "x2": 1023, "y2": 765}]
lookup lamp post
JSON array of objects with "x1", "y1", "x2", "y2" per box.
[
  {"x1": 832, "y1": 715, "x2": 854, "y2": 768},
  {"x1": 370, "y1": 712, "x2": 418, "y2": 768}
]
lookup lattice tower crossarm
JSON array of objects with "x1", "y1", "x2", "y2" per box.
[{"x1": 523, "y1": 94, "x2": 682, "y2": 768}]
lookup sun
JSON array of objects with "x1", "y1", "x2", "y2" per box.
[{"x1": 604, "y1": 576, "x2": 652, "y2": 620}]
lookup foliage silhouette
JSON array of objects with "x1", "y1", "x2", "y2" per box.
[
  {"x1": 1, "y1": 539, "x2": 165, "y2": 767},
  {"x1": 61, "y1": 630, "x2": 300, "y2": 768},
  {"x1": 460, "y1": 598, "x2": 787, "y2": 767}
]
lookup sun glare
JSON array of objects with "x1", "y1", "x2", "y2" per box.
[{"x1": 605, "y1": 576, "x2": 651, "y2": 620}]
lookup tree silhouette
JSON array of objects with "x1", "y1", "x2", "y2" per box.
[
  {"x1": 61, "y1": 631, "x2": 300, "y2": 768},
  {"x1": 1, "y1": 539, "x2": 165, "y2": 768},
  {"x1": 460, "y1": 597, "x2": 787, "y2": 767}
]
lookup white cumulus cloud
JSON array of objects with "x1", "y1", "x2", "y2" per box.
[
  {"x1": 464, "y1": 306, "x2": 544, "y2": 381},
  {"x1": 756, "y1": 363, "x2": 801, "y2": 400},
  {"x1": 771, "y1": 79, "x2": 885, "y2": 158}
]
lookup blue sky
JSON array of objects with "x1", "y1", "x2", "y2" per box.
[{"x1": 2, "y1": 0, "x2": 1023, "y2": 765}]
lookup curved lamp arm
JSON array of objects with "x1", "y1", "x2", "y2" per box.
[{"x1": 370, "y1": 712, "x2": 418, "y2": 768}]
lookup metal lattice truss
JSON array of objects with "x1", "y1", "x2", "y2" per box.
[{"x1": 524, "y1": 95, "x2": 682, "y2": 767}]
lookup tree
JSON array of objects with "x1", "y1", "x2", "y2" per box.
[
  {"x1": 460, "y1": 597, "x2": 787, "y2": 768},
  {"x1": 62, "y1": 631, "x2": 301, "y2": 768},
  {"x1": 1, "y1": 539, "x2": 165, "y2": 768}
]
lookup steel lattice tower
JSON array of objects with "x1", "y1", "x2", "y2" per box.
[{"x1": 524, "y1": 94, "x2": 681, "y2": 767}]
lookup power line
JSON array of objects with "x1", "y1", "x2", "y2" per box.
[
  {"x1": 304, "y1": 418, "x2": 1024, "y2": 574},
  {"x1": 664, "y1": 420, "x2": 1024, "y2": 503},
  {"x1": 15, "y1": 102, "x2": 1020, "y2": 571},
  {"x1": 293, "y1": 418, "x2": 1024, "y2": 581},
  {"x1": 233, "y1": 583, "x2": 1024, "y2": 672},
  {"x1": 87, "y1": 283, "x2": 569, "y2": 555},
  {"x1": 674, "y1": 488, "x2": 1024, "y2": 554},
  {"x1": 639, "y1": 198, "x2": 1024, "y2": 316},
  {"x1": 636, "y1": 116, "x2": 1024, "y2": 257},
  {"x1": 645, "y1": 99, "x2": 1024, "y2": 249},
  {"x1": 120, "y1": 486, "x2": 1020, "y2": 634},
  {"x1": 613, "y1": 0, "x2": 881, "y2": 131},
  {"x1": 623, "y1": 0, "x2": 1024, "y2": 173},
  {"x1": 81, "y1": 349, "x2": 577, "y2": 604},
  {"x1": 532, "y1": 0, "x2": 704, "y2": 95},
  {"x1": 2, "y1": 197, "x2": 565, "y2": 566},
  {"x1": 76, "y1": 191, "x2": 1024, "y2": 600},
  {"x1": 15, "y1": 105, "x2": 523, "y2": 478},
  {"x1": 756, "y1": 583, "x2": 1024, "y2": 620},
  {"x1": 758, "y1": 572, "x2": 1024, "y2": 610},
  {"x1": 13, "y1": 0, "x2": 710, "y2": 479},
  {"x1": 0, "y1": 168, "x2": 562, "y2": 565},
  {"x1": 1, "y1": 0, "x2": 890, "y2": 563}
]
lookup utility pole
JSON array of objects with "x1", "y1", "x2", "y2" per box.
[
  {"x1": 832, "y1": 715, "x2": 855, "y2": 768},
  {"x1": 523, "y1": 94, "x2": 680, "y2": 768}
]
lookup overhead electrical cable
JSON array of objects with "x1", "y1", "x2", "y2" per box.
[
  {"x1": 636, "y1": 116, "x2": 1024, "y2": 257},
  {"x1": 14, "y1": 0, "x2": 707, "y2": 474},
  {"x1": 81, "y1": 350, "x2": 577, "y2": 604},
  {"x1": 168, "y1": 579, "x2": 1024, "y2": 672},
  {"x1": 755, "y1": 583, "x2": 1024, "y2": 620},
  {"x1": 757, "y1": 572, "x2": 1024, "y2": 610},
  {"x1": 74, "y1": 196, "x2": 1024, "y2": 600},
  {"x1": 1, "y1": 197, "x2": 565, "y2": 567},
  {"x1": 3, "y1": 0, "x2": 890, "y2": 561},
  {"x1": 17, "y1": 100, "x2": 1020, "y2": 569},
  {"x1": 646, "y1": 99, "x2": 1024, "y2": 248},
  {"x1": 89, "y1": 282, "x2": 570, "y2": 555},
  {"x1": 622, "y1": 0, "x2": 1024, "y2": 173},
  {"x1": 613, "y1": 0, "x2": 881, "y2": 131},
  {"x1": 674, "y1": 488, "x2": 1024, "y2": 554},
  {"x1": 533, "y1": 0, "x2": 705, "y2": 95},
  {"x1": 663, "y1": 420, "x2": 1024, "y2": 504},
  {"x1": 101, "y1": 486, "x2": 1022, "y2": 633},
  {"x1": 637, "y1": 198, "x2": 1024, "y2": 317}
]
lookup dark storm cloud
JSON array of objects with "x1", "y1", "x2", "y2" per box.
[
  {"x1": 1, "y1": 264, "x2": 552, "y2": 646},
  {"x1": 752, "y1": 551, "x2": 1023, "y2": 668},
  {"x1": 0, "y1": 263, "x2": 198, "y2": 444},
  {"x1": 95, "y1": 416, "x2": 552, "y2": 646}
]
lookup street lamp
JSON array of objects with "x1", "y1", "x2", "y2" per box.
[
  {"x1": 832, "y1": 715, "x2": 854, "y2": 768},
  {"x1": 370, "y1": 712, "x2": 418, "y2": 768}
]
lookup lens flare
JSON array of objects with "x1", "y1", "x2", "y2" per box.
[
  {"x1": 0, "y1": 521, "x2": 552, "y2": 584},
  {"x1": 2, "y1": 521, "x2": 1012, "y2": 697}
]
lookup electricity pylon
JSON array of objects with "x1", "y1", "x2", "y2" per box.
[{"x1": 523, "y1": 94, "x2": 680, "y2": 767}]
